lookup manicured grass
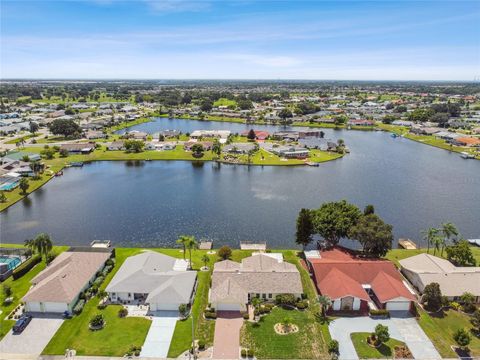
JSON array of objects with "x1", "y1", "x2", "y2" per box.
[
  {"x1": 213, "y1": 98, "x2": 237, "y2": 108},
  {"x1": 350, "y1": 332, "x2": 406, "y2": 359},
  {"x1": 0, "y1": 245, "x2": 68, "y2": 340},
  {"x1": 106, "y1": 117, "x2": 152, "y2": 132},
  {"x1": 241, "y1": 251, "x2": 330, "y2": 358},
  {"x1": 417, "y1": 308, "x2": 480, "y2": 358},
  {"x1": 385, "y1": 247, "x2": 480, "y2": 268},
  {"x1": 4, "y1": 133, "x2": 38, "y2": 144}
]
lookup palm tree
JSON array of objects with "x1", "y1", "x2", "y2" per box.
[
  {"x1": 33, "y1": 233, "x2": 53, "y2": 259},
  {"x1": 212, "y1": 140, "x2": 221, "y2": 159},
  {"x1": 440, "y1": 222, "x2": 459, "y2": 255},
  {"x1": 432, "y1": 235, "x2": 443, "y2": 256},
  {"x1": 201, "y1": 254, "x2": 210, "y2": 269},
  {"x1": 422, "y1": 227, "x2": 439, "y2": 254},
  {"x1": 24, "y1": 238, "x2": 35, "y2": 254},
  {"x1": 317, "y1": 295, "x2": 332, "y2": 318},
  {"x1": 176, "y1": 235, "x2": 190, "y2": 260},
  {"x1": 185, "y1": 236, "x2": 198, "y2": 270}
]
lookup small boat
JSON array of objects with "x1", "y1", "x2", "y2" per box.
[
  {"x1": 69, "y1": 162, "x2": 84, "y2": 167},
  {"x1": 305, "y1": 161, "x2": 319, "y2": 167},
  {"x1": 467, "y1": 239, "x2": 480, "y2": 247},
  {"x1": 55, "y1": 171, "x2": 63, "y2": 177},
  {"x1": 460, "y1": 152, "x2": 474, "y2": 159},
  {"x1": 391, "y1": 133, "x2": 399, "y2": 138},
  {"x1": 398, "y1": 238, "x2": 417, "y2": 250}
]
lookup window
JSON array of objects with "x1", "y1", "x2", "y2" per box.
[
  {"x1": 262, "y1": 294, "x2": 267, "y2": 299},
  {"x1": 268, "y1": 293, "x2": 272, "y2": 299}
]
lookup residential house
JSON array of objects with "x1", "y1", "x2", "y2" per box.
[
  {"x1": 184, "y1": 141, "x2": 213, "y2": 151},
  {"x1": 23, "y1": 249, "x2": 111, "y2": 313},
  {"x1": 307, "y1": 248, "x2": 416, "y2": 312},
  {"x1": 222, "y1": 142, "x2": 256, "y2": 154},
  {"x1": 451, "y1": 137, "x2": 480, "y2": 147},
  {"x1": 107, "y1": 141, "x2": 125, "y2": 151},
  {"x1": 106, "y1": 251, "x2": 197, "y2": 311},
  {"x1": 210, "y1": 253, "x2": 303, "y2": 311},
  {"x1": 241, "y1": 130, "x2": 269, "y2": 141},
  {"x1": 399, "y1": 253, "x2": 480, "y2": 303},
  {"x1": 60, "y1": 143, "x2": 96, "y2": 154},
  {"x1": 144, "y1": 142, "x2": 176, "y2": 151}
]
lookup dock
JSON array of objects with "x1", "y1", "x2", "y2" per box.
[
  {"x1": 90, "y1": 240, "x2": 112, "y2": 248},
  {"x1": 398, "y1": 238, "x2": 417, "y2": 250},
  {"x1": 199, "y1": 241, "x2": 213, "y2": 250},
  {"x1": 240, "y1": 241, "x2": 267, "y2": 251}
]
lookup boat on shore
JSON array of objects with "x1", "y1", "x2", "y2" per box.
[
  {"x1": 69, "y1": 162, "x2": 84, "y2": 167},
  {"x1": 467, "y1": 239, "x2": 480, "y2": 247},
  {"x1": 398, "y1": 238, "x2": 417, "y2": 250},
  {"x1": 305, "y1": 161, "x2": 319, "y2": 167},
  {"x1": 460, "y1": 152, "x2": 474, "y2": 159}
]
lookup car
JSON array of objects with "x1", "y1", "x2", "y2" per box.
[{"x1": 12, "y1": 314, "x2": 32, "y2": 334}]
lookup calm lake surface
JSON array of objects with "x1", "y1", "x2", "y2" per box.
[{"x1": 1, "y1": 118, "x2": 479, "y2": 248}]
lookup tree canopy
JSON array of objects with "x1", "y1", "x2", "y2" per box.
[
  {"x1": 295, "y1": 208, "x2": 314, "y2": 250},
  {"x1": 446, "y1": 240, "x2": 476, "y2": 267},
  {"x1": 48, "y1": 119, "x2": 82, "y2": 138},
  {"x1": 348, "y1": 214, "x2": 393, "y2": 257}
]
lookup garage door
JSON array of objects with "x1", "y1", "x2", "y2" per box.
[
  {"x1": 43, "y1": 302, "x2": 68, "y2": 313},
  {"x1": 386, "y1": 301, "x2": 411, "y2": 311},
  {"x1": 26, "y1": 302, "x2": 41, "y2": 312},
  {"x1": 150, "y1": 303, "x2": 179, "y2": 311},
  {"x1": 217, "y1": 303, "x2": 241, "y2": 311}
]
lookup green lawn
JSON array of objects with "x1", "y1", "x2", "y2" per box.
[
  {"x1": 213, "y1": 98, "x2": 237, "y2": 108},
  {"x1": 417, "y1": 308, "x2": 480, "y2": 358},
  {"x1": 241, "y1": 251, "x2": 330, "y2": 359},
  {"x1": 385, "y1": 247, "x2": 480, "y2": 268},
  {"x1": 350, "y1": 332, "x2": 406, "y2": 359},
  {"x1": 0, "y1": 245, "x2": 68, "y2": 340}
]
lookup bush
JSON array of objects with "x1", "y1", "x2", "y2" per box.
[
  {"x1": 97, "y1": 303, "x2": 107, "y2": 310},
  {"x1": 453, "y1": 328, "x2": 471, "y2": 349},
  {"x1": 450, "y1": 302, "x2": 461, "y2": 311},
  {"x1": 241, "y1": 349, "x2": 247, "y2": 358},
  {"x1": 93, "y1": 276, "x2": 104, "y2": 286},
  {"x1": 89, "y1": 314, "x2": 105, "y2": 328},
  {"x1": 247, "y1": 349, "x2": 254, "y2": 357},
  {"x1": 12, "y1": 255, "x2": 41, "y2": 280},
  {"x1": 218, "y1": 246, "x2": 232, "y2": 260},
  {"x1": 275, "y1": 294, "x2": 296, "y2": 306},
  {"x1": 106, "y1": 258, "x2": 115, "y2": 266},
  {"x1": 118, "y1": 308, "x2": 128, "y2": 318},
  {"x1": 45, "y1": 252, "x2": 56, "y2": 265},
  {"x1": 242, "y1": 312, "x2": 249, "y2": 320},
  {"x1": 198, "y1": 340, "x2": 205, "y2": 350},
  {"x1": 328, "y1": 340, "x2": 339, "y2": 354},
  {"x1": 73, "y1": 299, "x2": 85, "y2": 315},
  {"x1": 369, "y1": 309, "x2": 390, "y2": 317},
  {"x1": 204, "y1": 311, "x2": 217, "y2": 319},
  {"x1": 374, "y1": 324, "x2": 390, "y2": 344},
  {"x1": 296, "y1": 300, "x2": 308, "y2": 310},
  {"x1": 2, "y1": 284, "x2": 12, "y2": 298},
  {"x1": 59, "y1": 148, "x2": 69, "y2": 157},
  {"x1": 179, "y1": 303, "x2": 189, "y2": 318}
]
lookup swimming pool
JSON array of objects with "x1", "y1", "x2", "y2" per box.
[
  {"x1": 0, "y1": 256, "x2": 21, "y2": 270},
  {"x1": 0, "y1": 181, "x2": 19, "y2": 191}
]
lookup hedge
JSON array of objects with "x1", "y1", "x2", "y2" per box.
[
  {"x1": 12, "y1": 255, "x2": 41, "y2": 280},
  {"x1": 369, "y1": 309, "x2": 390, "y2": 317},
  {"x1": 73, "y1": 299, "x2": 85, "y2": 315}
]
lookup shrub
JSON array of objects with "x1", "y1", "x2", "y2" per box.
[
  {"x1": 328, "y1": 340, "x2": 339, "y2": 354},
  {"x1": 93, "y1": 276, "x2": 104, "y2": 286},
  {"x1": 198, "y1": 340, "x2": 205, "y2": 350},
  {"x1": 73, "y1": 299, "x2": 85, "y2": 315},
  {"x1": 296, "y1": 300, "x2": 308, "y2": 310},
  {"x1": 118, "y1": 308, "x2": 128, "y2": 318},
  {"x1": 453, "y1": 328, "x2": 471, "y2": 349},
  {"x1": 423, "y1": 282, "x2": 442, "y2": 311},
  {"x1": 450, "y1": 302, "x2": 461, "y2": 311},
  {"x1": 2, "y1": 284, "x2": 12, "y2": 298},
  {"x1": 218, "y1": 246, "x2": 232, "y2": 260},
  {"x1": 179, "y1": 303, "x2": 189, "y2": 318},
  {"x1": 275, "y1": 294, "x2": 296, "y2": 306},
  {"x1": 204, "y1": 311, "x2": 217, "y2": 319},
  {"x1": 89, "y1": 314, "x2": 105, "y2": 328},
  {"x1": 241, "y1": 349, "x2": 247, "y2": 358},
  {"x1": 59, "y1": 148, "x2": 69, "y2": 157},
  {"x1": 374, "y1": 324, "x2": 390, "y2": 344},
  {"x1": 460, "y1": 292, "x2": 476, "y2": 313},
  {"x1": 45, "y1": 252, "x2": 56, "y2": 265},
  {"x1": 369, "y1": 309, "x2": 390, "y2": 317},
  {"x1": 97, "y1": 303, "x2": 107, "y2": 310},
  {"x1": 247, "y1": 349, "x2": 254, "y2": 357},
  {"x1": 12, "y1": 255, "x2": 41, "y2": 280},
  {"x1": 242, "y1": 312, "x2": 249, "y2": 320},
  {"x1": 105, "y1": 258, "x2": 115, "y2": 266}
]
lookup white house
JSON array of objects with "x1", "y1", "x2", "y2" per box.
[{"x1": 106, "y1": 251, "x2": 197, "y2": 311}]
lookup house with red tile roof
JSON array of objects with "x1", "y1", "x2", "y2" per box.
[{"x1": 306, "y1": 247, "x2": 416, "y2": 313}]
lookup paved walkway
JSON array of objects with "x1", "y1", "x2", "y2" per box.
[
  {"x1": 212, "y1": 311, "x2": 243, "y2": 360},
  {"x1": 329, "y1": 314, "x2": 441, "y2": 360},
  {"x1": 140, "y1": 311, "x2": 178, "y2": 358}
]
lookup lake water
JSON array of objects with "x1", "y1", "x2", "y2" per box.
[{"x1": 1, "y1": 118, "x2": 479, "y2": 248}]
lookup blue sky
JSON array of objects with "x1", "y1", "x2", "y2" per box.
[{"x1": 1, "y1": 0, "x2": 479, "y2": 80}]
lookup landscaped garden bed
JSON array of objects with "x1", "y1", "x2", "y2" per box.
[{"x1": 350, "y1": 332, "x2": 409, "y2": 359}]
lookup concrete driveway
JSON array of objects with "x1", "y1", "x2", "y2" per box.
[
  {"x1": 213, "y1": 311, "x2": 243, "y2": 360},
  {"x1": 140, "y1": 311, "x2": 178, "y2": 358},
  {"x1": 329, "y1": 313, "x2": 440, "y2": 360},
  {"x1": 0, "y1": 316, "x2": 63, "y2": 356}
]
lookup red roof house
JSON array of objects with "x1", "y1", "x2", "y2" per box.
[
  {"x1": 241, "y1": 130, "x2": 270, "y2": 141},
  {"x1": 307, "y1": 248, "x2": 415, "y2": 313}
]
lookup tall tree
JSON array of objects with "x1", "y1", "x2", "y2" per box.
[
  {"x1": 295, "y1": 208, "x2": 314, "y2": 250},
  {"x1": 176, "y1": 235, "x2": 190, "y2": 260},
  {"x1": 33, "y1": 233, "x2": 53, "y2": 259},
  {"x1": 422, "y1": 227, "x2": 439, "y2": 254},
  {"x1": 211, "y1": 139, "x2": 221, "y2": 158},
  {"x1": 185, "y1": 236, "x2": 198, "y2": 270},
  {"x1": 29, "y1": 121, "x2": 39, "y2": 136},
  {"x1": 348, "y1": 214, "x2": 393, "y2": 257},
  {"x1": 18, "y1": 178, "x2": 29, "y2": 195},
  {"x1": 441, "y1": 222, "x2": 459, "y2": 255},
  {"x1": 312, "y1": 200, "x2": 361, "y2": 247},
  {"x1": 247, "y1": 129, "x2": 256, "y2": 141},
  {"x1": 446, "y1": 240, "x2": 476, "y2": 267}
]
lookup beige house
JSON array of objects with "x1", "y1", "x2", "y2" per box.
[
  {"x1": 23, "y1": 250, "x2": 111, "y2": 313},
  {"x1": 399, "y1": 253, "x2": 480, "y2": 303},
  {"x1": 210, "y1": 253, "x2": 303, "y2": 311}
]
